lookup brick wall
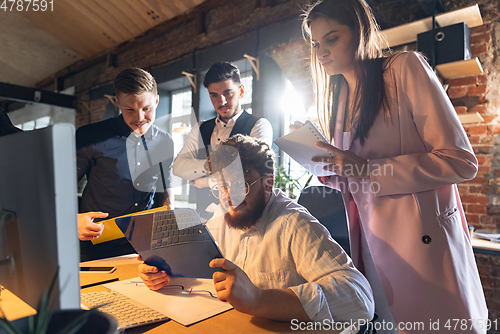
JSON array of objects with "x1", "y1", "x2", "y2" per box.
[{"x1": 449, "y1": 2, "x2": 500, "y2": 331}]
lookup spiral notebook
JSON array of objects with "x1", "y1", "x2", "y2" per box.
[{"x1": 274, "y1": 122, "x2": 335, "y2": 176}]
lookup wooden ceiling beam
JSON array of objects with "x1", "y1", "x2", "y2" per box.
[{"x1": 35, "y1": 0, "x2": 233, "y2": 89}]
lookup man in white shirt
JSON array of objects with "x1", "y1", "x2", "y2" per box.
[
  {"x1": 139, "y1": 135, "x2": 374, "y2": 323},
  {"x1": 172, "y1": 62, "x2": 272, "y2": 219}
]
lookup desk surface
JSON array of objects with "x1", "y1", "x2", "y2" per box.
[
  {"x1": 0, "y1": 254, "x2": 348, "y2": 333},
  {"x1": 471, "y1": 235, "x2": 500, "y2": 255},
  {"x1": 80, "y1": 255, "x2": 347, "y2": 334}
]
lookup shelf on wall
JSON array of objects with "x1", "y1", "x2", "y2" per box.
[
  {"x1": 381, "y1": 4, "x2": 483, "y2": 47},
  {"x1": 436, "y1": 57, "x2": 483, "y2": 79},
  {"x1": 458, "y1": 112, "x2": 484, "y2": 124}
]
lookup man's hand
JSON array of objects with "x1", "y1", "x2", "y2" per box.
[
  {"x1": 210, "y1": 258, "x2": 262, "y2": 314},
  {"x1": 189, "y1": 177, "x2": 209, "y2": 189},
  {"x1": 289, "y1": 120, "x2": 308, "y2": 132},
  {"x1": 137, "y1": 256, "x2": 170, "y2": 290},
  {"x1": 77, "y1": 212, "x2": 108, "y2": 241}
]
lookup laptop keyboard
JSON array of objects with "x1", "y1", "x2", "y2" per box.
[
  {"x1": 151, "y1": 209, "x2": 208, "y2": 249},
  {"x1": 81, "y1": 290, "x2": 169, "y2": 331}
]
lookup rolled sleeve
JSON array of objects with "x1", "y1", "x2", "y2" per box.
[{"x1": 287, "y1": 212, "x2": 374, "y2": 322}]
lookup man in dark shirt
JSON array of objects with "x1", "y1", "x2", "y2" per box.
[{"x1": 77, "y1": 68, "x2": 174, "y2": 261}]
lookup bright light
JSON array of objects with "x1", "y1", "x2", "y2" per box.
[{"x1": 281, "y1": 80, "x2": 306, "y2": 124}]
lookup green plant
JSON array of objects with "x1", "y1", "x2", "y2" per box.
[
  {"x1": 274, "y1": 167, "x2": 314, "y2": 199},
  {"x1": 0, "y1": 269, "x2": 98, "y2": 334}
]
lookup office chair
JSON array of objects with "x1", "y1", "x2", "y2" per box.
[{"x1": 297, "y1": 185, "x2": 350, "y2": 256}]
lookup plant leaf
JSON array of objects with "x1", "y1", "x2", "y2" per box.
[{"x1": 0, "y1": 318, "x2": 23, "y2": 334}]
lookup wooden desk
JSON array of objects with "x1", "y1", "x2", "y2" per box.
[
  {"x1": 471, "y1": 235, "x2": 500, "y2": 256},
  {"x1": 81, "y1": 255, "x2": 349, "y2": 334}
]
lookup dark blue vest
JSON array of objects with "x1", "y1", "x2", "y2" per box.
[{"x1": 194, "y1": 110, "x2": 259, "y2": 218}]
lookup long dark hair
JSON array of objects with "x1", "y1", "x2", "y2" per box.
[{"x1": 302, "y1": 0, "x2": 391, "y2": 145}]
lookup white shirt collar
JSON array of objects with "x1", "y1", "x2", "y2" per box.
[{"x1": 215, "y1": 109, "x2": 244, "y2": 126}]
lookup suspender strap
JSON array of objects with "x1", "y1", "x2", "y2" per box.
[{"x1": 141, "y1": 135, "x2": 166, "y2": 192}]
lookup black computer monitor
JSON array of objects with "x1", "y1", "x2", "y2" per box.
[{"x1": 0, "y1": 123, "x2": 80, "y2": 310}]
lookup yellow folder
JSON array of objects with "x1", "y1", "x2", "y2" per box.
[{"x1": 91, "y1": 206, "x2": 170, "y2": 245}]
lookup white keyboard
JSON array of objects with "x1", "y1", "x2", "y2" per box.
[{"x1": 81, "y1": 290, "x2": 169, "y2": 331}]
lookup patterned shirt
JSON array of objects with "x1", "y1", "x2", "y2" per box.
[
  {"x1": 207, "y1": 189, "x2": 374, "y2": 322},
  {"x1": 173, "y1": 111, "x2": 273, "y2": 180}
]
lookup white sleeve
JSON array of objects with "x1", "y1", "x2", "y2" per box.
[
  {"x1": 172, "y1": 122, "x2": 209, "y2": 180},
  {"x1": 286, "y1": 213, "x2": 374, "y2": 322},
  {"x1": 249, "y1": 118, "x2": 273, "y2": 146}
]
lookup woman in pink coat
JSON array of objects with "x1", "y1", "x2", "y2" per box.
[{"x1": 301, "y1": 0, "x2": 488, "y2": 333}]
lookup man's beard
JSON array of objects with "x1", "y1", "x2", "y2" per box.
[{"x1": 224, "y1": 187, "x2": 267, "y2": 230}]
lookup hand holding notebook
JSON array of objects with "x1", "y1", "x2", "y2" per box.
[{"x1": 274, "y1": 122, "x2": 335, "y2": 176}]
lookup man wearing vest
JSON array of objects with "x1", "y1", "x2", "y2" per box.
[{"x1": 173, "y1": 61, "x2": 273, "y2": 219}]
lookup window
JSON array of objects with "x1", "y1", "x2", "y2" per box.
[
  {"x1": 240, "y1": 71, "x2": 253, "y2": 114},
  {"x1": 16, "y1": 116, "x2": 51, "y2": 130},
  {"x1": 170, "y1": 87, "x2": 193, "y2": 202},
  {"x1": 280, "y1": 79, "x2": 322, "y2": 198}
]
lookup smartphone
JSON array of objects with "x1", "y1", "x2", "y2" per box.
[{"x1": 80, "y1": 266, "x2": 117, "y2": 274}]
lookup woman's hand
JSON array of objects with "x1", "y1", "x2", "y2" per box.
[{"x1": 312, "y1": 141, "x2": 370, "y2": 178}]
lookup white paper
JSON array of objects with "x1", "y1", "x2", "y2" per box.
[
  {"x1": 105, "y1": 277, "x2": 233, "y2": 326},
  {"x1": 474, "y1": 230, "x2": 500, "y2": 241},
  {"x1": 274, "y1": 122, "x2": 335, "y2": 176}
]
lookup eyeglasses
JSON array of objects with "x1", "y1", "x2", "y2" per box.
[{"x1": 211, "y1": 174, "x2": 267, "y2": 199}]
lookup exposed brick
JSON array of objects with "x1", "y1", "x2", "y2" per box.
[
  {"x1": 479, "y1": 96, "x2": 489, "y2": 104},
  {"x1": 473, "y1": 146, "x2": 493, "y2": 154},
  {"x1": 480, "y1": 215, "x2": 494, "y2": 225},
  {"x1": 462, "y1": 176, "x2": 488, "y2": 185},
  {"x1": 460, "y1": 194, "x2": 490, "y2": 205},
  {"x1": 471, "y1": 24, "x2": 492, "y2": 35},
  {"x1": 490, "y1": 267, "x2": 500, "y2": 278},
  {"x1": 468, "y1": 85, "x2": 488, "y2": 96},
  {"x1": 465, "y1": 213, "x2": 479, "y2": 224},
  {"x1": 471, "y1": 44, "x2": 488, "y2": 55},
  {"x1": 478, "y1": 265, "x2": 491, "y2": 276},
  {"x1": 478, "y1": 74, "x2": 488, "y2": 84},
  {"x1": 454, "y1": 106, "x2": 467, "y2": 114},
  {"x1": 468, "y1": 125, "x2": 487, "y2": 135},
  {"x1": 469, "y1": 185, "x2": 490, "y2": 195},
  {"x1": 480, "y1": 277, "x2": 498, "y2": 289},
  {"x1": 482, "y1": 115, "x2": 497, "y2": 123},
  {"x1": 471, "y1": 33, "x2": 490, "y2": 45},
  {"x1": 448, "y1": 86, "x2": 468, "y2": 99},
  {"x1": 468, "y1": 135, "x2": 480, "y2": 144},
  {"x1": 488, "y1": 124, "x2": 500, "y2": 135},
  {"x1": 478, "y1": 166, "x2": 492, "y2": 175},
  {"x1": 448, "y1": 76, "x2": 477, "y2": 87},
  {"x1": 468, "y1": 204, "x2": 487, "y2": 214},
  {"x1": 475, "y1": 253, "x2": 496, "y2": 266},
  {"x1": 476, "y1": 154, "x2": 494, "y2": 165},
  {"x1": 480, "y1": 136, "x2": 495, "y2": 145},
  {"x1": 471, "y1": 104, "x2": 489, "y2": 114},
  {"x1": 457, "y1": 184, "x2": 468, "y2": 195}
]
